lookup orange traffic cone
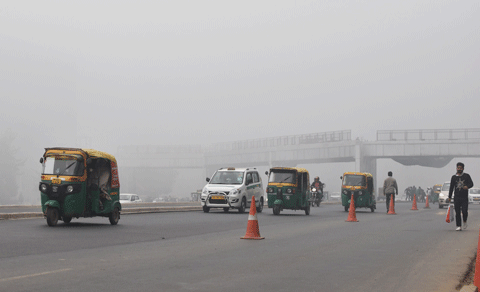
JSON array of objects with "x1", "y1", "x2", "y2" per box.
[
  {"x1": 241, "y1": 195, "x2": 265, "y2": 240},
  {"x1": 411, "y1": 194, "x2": 418, "y2": 210},
  {"x1": 424, "y1": 194, "x2": 431, "y2": 209},
  {"x1": 346, "y1": 193, "x2": 359, "y2": 222},
  {"x1": 387, "y1": 194, "x2": 396, "y2": 215},
  {"x1": 473, "y1": 228, "x2": 480, "y2": 287}
]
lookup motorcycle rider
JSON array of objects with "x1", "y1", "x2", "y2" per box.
[{"x1": 311, "y1": 177, "x2": 324, "y2": 204}]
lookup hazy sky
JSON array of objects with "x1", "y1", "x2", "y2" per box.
[{"x1": 1, "y1": 1, "x2": 479, "y2": 200}]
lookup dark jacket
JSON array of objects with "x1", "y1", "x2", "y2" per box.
[{"x1": 448, "y1": 173, "x2": 474, "y2": 200}]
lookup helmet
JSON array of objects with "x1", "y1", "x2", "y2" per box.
[{"x1": 315, "y1": 176, "x2": 319, "y2": 180}]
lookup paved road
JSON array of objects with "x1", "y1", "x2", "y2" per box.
[{"x1": 1, "y1": 202, "x2": 478, "y2": 292}]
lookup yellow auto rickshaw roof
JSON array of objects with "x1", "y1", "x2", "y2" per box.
[
  {"x1": 343, "y1": 171, "x2": 373, "y2": 177},
  {"x1": 434, "y1": 184, "x2": 442, "y2": 187},
  {"x1": 44, "y1": 147, "x2": 117, "y2": 163},
  {"x1": 270, "y1": 167, "x2": 309, "y2": 173}
]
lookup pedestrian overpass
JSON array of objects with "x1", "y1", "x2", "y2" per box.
[{"x1": 116, "y1": 128, "x2": 480, "y2": 194}]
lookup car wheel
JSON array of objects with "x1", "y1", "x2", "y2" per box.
[
  {"x1": 238, "y1": 198, "x2": 246, "y2": 213},
  {"x1": 273, "y1": 204, "x2": 280, "y2": 215},
  {"x1": 46, "y1": 207, "x2": 59, "y2": 227},
  {"x1": 62, "y1": 216, "x2": 72, "y2": 223},
  {"x1": 256, "y1": 197, "x2": 264, "y2": 213},
  {"x1": 109, "y1": 207, "x2": 120, "y2": 225},
  {"x1": 223, "y1": 207, "x2": 229, "y2": 213},
  {"x1": 370, "y1": 206, "x2": 375, "y2": 212},
  {"x1": 203, "y1": 206, "x2": 210, "y2": 213}
]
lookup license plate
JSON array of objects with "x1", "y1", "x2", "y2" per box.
[
  {"x1": 211, "y1": 196, "x2": 225, "y2": 200},
  {"x1": 474, "y1": 198, "x2": 480, "y2": 201},
  {"x1": 52, "y1": 178, "x2": 61, "y2": 184},
  {"x1": 52, "y1": 186, "x2": 58, "y2": 192}
]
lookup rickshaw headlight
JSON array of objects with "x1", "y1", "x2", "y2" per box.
[
  {"x1": 343, "y1": 190, "x2": 348, "y2": 195},
  {"x1": 40, "y1": 184, "x2": 47, "y2": 193},
  {"x1": 359, "y1": 191, "x2": 363, "y2": 195},
  {"x1": 312, "y1": 188, "x2": 316, "y2": 192},
  {"x1": 66, "y1": 185, "x2": 74, "y2": 193},
  {"x1": 286, "y1": 188, "x2": 293, "y2": 194},
  {"x1": 267, "y1": 187, "x2": 274, "y2": 193}
]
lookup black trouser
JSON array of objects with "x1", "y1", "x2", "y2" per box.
[
  {"x1": 454, "y1": 196, "x2": 469, "y2": 227},
  {"x1": 386, "y1": 193, "x2": 395, "y2": 211}
]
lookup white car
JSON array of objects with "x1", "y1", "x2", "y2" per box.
[
  {"x1": 469, "y1": 188, "x2": 480, "y2": 204},
  {"x1": 201, "y1": 167, "x2": 264, "y2": 213},
  {"x1": 330, "y1": 192, "x2": 341, "y2": 201},
  {"x1": 120, "y1": 193, "x2": 142, "y2": 204},
  {"x1": 438, "y1": 181, "x2": 452, "y2": 209}
]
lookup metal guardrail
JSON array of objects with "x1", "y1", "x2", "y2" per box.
[
  {"x1": 205, "y1": 130, "x2": 351, "y2": 152},
  {"x1": 377, "y1": 129, "x2": 480, "y2": 141}
]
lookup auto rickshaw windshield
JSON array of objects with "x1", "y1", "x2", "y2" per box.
[
  {"x1": 42, "y1": 155, "x2": 85, "y2": 176},
  {"x1": 343, "y1": 175, "x2": 366, "y2": 187},
  {"x1": 268, "y1": 170, "x2": 296, "y2": 184}
]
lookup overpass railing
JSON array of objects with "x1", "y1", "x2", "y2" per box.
[
  {"x1": 118, "y1": 144, "x2": 204, "y2": 154},
  {"x1": 206, "y1": 130, "x2": 351, "y2": 152},
  {"x1": 377, "y1": 129, "x2": 480, "y2": 141}
]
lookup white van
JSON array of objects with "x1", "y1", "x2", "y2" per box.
[
  {"x1": 201, "y1": 167, "x2": 264, "y2": 213},
  {"x1": 438, "y1": 181, "x2": 452, "y2": 209}
]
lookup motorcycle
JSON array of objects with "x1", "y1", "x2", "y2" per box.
[{"x1": 310, "y1": 188, "x2": 323, "y2": 207}]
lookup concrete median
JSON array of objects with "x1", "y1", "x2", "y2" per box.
[{"x1": 0, "y1": 203, "x2": 203, "y2": 220}]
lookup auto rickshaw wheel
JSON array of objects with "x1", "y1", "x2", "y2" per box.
[
  {"x1": 238, "y1": 198, "x2": 246, "y2": 213},
  {"x1": 203, "y1": 206, "x2": 210, "y2": 213},
  {"x1": 46, "y1": 207, "x2": 59, "y2": 227},
  {"x1": 344, "y1": 206, "x2": 349, "y2": 212},
  {"x1": 305, "y1": 205, "x2": 310, "y2": 215},
  {"x1": 273, "y1": 205, "x2": 280, "y2": 215},
  {"x1": 256, "y1": 197, "x2": 264, "y2": 213},
  {"x1": 370, "y1": 206, "x2": 375, "y2": 212},
  {"x1": 62, "y1": 216, "x2": 72, "y2": 223},
  {"x1": 109, "y1": 207, "x2": 120, "y2": 225},
  {"x1": 223, "y1": 207, "x2": 229, "y2": 213}
]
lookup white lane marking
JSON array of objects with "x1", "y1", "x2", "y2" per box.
[{"x1": 0, "y1": 268, "x2": 72, "y2": 282}]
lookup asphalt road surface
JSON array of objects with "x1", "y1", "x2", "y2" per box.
[{"x1": 1, "y1": 202, "x2": 478, "y2": 292}]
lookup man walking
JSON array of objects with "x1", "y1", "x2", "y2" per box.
[
  {"x1": 448, "y1": 162, "x2": 474, "y2": 231},
  {"x1": 384, "y1": 171, "x2": 398, "y2": 213}
]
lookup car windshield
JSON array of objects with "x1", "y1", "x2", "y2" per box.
[
  {"x1": 343, "y1": 175, "x2": 366, "y2": 186},
  {"x1": 268, "y1": 170, "x2": 296, "y2": 184},
  {"x1": 120, "y1": 195, "x2": 131, "y2": 200},
  {"x1": 42, "y1": 155, "x2": 84, "y2": 176},
  {"x1": 210, "y1": 171, "x2": 244, "y2": 185},
  {"x1": 470, "y1": 189, "x2": 480, "y2": 195},
  {"x1": 442, "y1": 183, "x2": 450, "y2": 191}
]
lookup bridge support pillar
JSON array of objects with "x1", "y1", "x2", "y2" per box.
[{"x1": 355, "y1": 143, "x2": 378, "y2": 192}]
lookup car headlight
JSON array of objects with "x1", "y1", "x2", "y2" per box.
[
  {"x1": 67, "y1": 185, "x2": 74, "y2": 193},
  {"x1": 439, "y1": 193, "x2": 445, "y2": 198},
  {"x1": 202, "y1": 188, "x2": 208, "y2": 195},
  {"x1": 40, "y1": 184, "x2": 47, "y2": 192},
  {"x1": 230, "y1": 189, "x2": 239, "y2": 195}
]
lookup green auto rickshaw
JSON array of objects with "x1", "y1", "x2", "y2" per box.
[
  {"x1": 39, "y1": 148, "x2": 121, "y2": 226},
  {"x1": 341, "y1": 172, "x2": 376, "y2": 212},
  {"x1": 265, "y1": 167, "x2": 311, "y2": 215}
]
